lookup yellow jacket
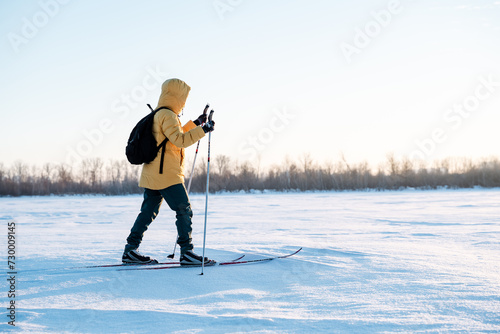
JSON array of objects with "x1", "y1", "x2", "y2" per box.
[{"x1": 139, "y1": 78, "x2": 205, "y2": 190}]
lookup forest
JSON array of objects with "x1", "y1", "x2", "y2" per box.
[{"x1": 1, "y1": 154, "x2": 499, "y2": 196}]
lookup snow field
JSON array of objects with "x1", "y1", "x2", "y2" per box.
[{"x1": 1, "y1": 189, "x2": 500, "y2": 333}]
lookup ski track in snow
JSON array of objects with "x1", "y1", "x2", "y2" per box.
[{"x1": 1, "y1": 189, "x2": 500, "y2": 333}]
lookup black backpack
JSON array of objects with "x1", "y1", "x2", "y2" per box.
[{"x1": 125, "y1": 104, "x2": 169, "y2": 174}]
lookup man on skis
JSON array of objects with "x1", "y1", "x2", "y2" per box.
[{"x1": 122, "y1": 78, "x2": 215, "y2": 266}]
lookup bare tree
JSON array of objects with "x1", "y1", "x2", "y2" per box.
[
  {"x1": 215, "y1": 155, "x2": 231, "y2": 176},
  {"x1": 56, "y1": 163, "x2": 73, "y2": 194}
]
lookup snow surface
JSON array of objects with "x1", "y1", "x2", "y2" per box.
[{"x1": 1, "y1": 189, "x2": 500, "y2": 333}]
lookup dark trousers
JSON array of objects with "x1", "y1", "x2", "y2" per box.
[{"x1": 125, "y1": 183, "x2": 194, "y2": 254}]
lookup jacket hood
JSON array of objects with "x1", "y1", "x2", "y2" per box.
[{"x1": 157, "y1": 78, "x2": 191, "y2": 114}]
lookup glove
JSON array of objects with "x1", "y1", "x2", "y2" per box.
[
  {"x1": 202, "y1": 120, "x2": 215, "y2": 133},
  {"x1": 193, "y1": 113, "x2": 207, "y2": 126}
]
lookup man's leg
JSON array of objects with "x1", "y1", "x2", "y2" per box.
[
  {"x1": 124, "y1": 188, "x2": 163, "y2": 254},
  {"x1": 159, "y1": 183, "x2": 194, "y2": 254}
]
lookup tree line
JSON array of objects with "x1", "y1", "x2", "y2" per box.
[
  {"x1": 1, "y1": 155, "x2": 499, "y2": 196},
  {"x1": 0, "y1": 159, "x2": 141, "y2": 196}
]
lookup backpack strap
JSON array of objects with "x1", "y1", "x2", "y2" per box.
[
  {"x1": 148, "y1": 105, "x2": 171, "y2": 174},
  {"x1": 158, "y1": 138, "x2": 168, "y2": 174}
]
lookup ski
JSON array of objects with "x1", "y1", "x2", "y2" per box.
[
  {"x1": 118, "y1": 254, "x2": 245, "y2": 271},
  {"x1": 20, "y1": 260, "x2": 182, "y2": 273},
  {"x1": 78, "y1": 261, "x2": 181, "y2": 269},
  {"x1": 80, "y1": 255, "x2": 245, "y2": 269},
  {"x1": 119, "y1": 248, "x2": 302, "y2": 271},
  {"x1": 220, "y1": 247, "x2": 302, "y2": 265},
  {"x1": 21, "y1": 255, "x2": 245, "y2": 273}
]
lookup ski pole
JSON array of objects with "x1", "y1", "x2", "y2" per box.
[
  {"x1": 187, "y1": 104, "x2": 210, "y2": 194},
  {"x1": 167, "y1": 104, "x2": 209, "y2": 259},
  {"x1": 201, "y1": 109, "x2": 214, "y2": 275}
]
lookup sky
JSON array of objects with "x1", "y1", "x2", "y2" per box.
[{"x1": 1, "y1": 0, "x2": 500, "y2": 169}]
